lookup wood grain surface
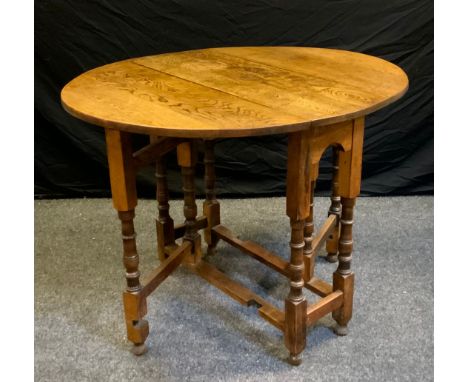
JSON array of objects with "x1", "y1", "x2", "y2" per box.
[{"x1": 61, "y1": 47, "x2": 408, "y2": 138}]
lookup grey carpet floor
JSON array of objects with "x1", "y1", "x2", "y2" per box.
[{"x1": 35, "y1": 197, "x2": 433, "y2": 382}]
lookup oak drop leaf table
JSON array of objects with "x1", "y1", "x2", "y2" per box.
[{"x1": 61, "y1": 47, "x2": 408, "y2": 365}]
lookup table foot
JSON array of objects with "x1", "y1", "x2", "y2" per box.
[
  {"x1": 326, "y1": 253, "x2": 338, "y2": 263},
  {"x1": 288, "y1": 353, "x2": 302, "y2": 366},
  {"x1": 334, "y1": 324, "x2": 348, "y2": 336},
  {"x1": 131, "y1": 343, "x2": 148, "y2": 356}
]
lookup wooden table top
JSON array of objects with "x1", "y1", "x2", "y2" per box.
[{"x1": 61, "y1": 47, "x2": 408, "y2": 138}]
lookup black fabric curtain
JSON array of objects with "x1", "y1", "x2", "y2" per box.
[{"x1": 35, "y1": 0, "x2": 433, "y2": 198}]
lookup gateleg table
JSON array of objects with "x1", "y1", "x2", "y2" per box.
[{"x1": 61, "y1": 46, "x2": 408, "y2": 365}]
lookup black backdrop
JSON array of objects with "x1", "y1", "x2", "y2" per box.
[{"x1": 35, "y1": 0, "x2": 433, "y2": 198}]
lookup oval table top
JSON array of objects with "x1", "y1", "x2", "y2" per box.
[{"x1": 61, "y1": 46, "x2": 408, "y2": 138}]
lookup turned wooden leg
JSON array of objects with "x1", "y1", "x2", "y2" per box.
[
  {"x1": 286, "y1": 218, "x2": 307, "y2": 365},
  {"x1": 119, "y1": 210, "x2": 149, "y2": 354},
  {"x1": 105, "y1": 129, "x2": 148, "y2": 355},
  {"x1": 332, "y1": 117, "x2": 364, "y2": 336},
  {"x1": 285, "y1": 131, "x2": 310, "y2": 365},
  {"x1": 303, "y1": 180, "x2": 315, "y2": 282},
  {"x1": 177, "y1": 141, "x2": 202, "y2": 264},
  {"x1": 155, "y1": 157, "x2": 175, "y2": 262},
  {"x1": 326, "y1": 146, "x2": 341, "y2": 263},
  {"x1": 203, "y1": 140, "x2": 220, "y2": 256},
  {"x1": 332, "y1": 197, "x2": 355, "y2": 336}
]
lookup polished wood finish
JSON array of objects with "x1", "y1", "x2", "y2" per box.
[
  {"x1": 213, "y1": 224, "x2": 289, "y2": 276},
  {"x1": 338, "y1": 118, "x2": 365, "y2": 198},
  {"x1": 105, "y1": 129, "x2": 137, "y2": 211},
  {"x1": 306, "y1": 277, "x2": 333, "y2": 297},
  {"x1": 326, "y1": 146, "x2": 341, "y2": 263},
  {"x1": 286, "y1": 131, "x2": 312, "y2": 220},
  {"x1": 62, "y1": 47, "x2": 408, "y2": 138},
  {"x1": 285, "y1": 218, "x2": 307, "y2": 366},
  {"x1": 336, "y1": 198, "x2": 356, "y2": 276},
  {"x1": 203, "y1": 140, "x2": 220, "y2": 255},
  {"x1": 105, "y1": 129, "x2": 148, "y2": 354},
  {"x1": 109, "y1": 121, "x2": 364, "y2": 363},
  {"x1": 141, "y1": 241, "x2": 191, "y2": 297},
  {"x1": 210, "y1": 223, "x2": 334, "y2": 298},
  {"x1": 312, "y1": 214, "x2": 337, "y2": 255},
  {"x1": 119, "y1": 209, "x2": 149, "y2": 354},
  {"x1": 306, "y1": 291, "x2": 343, "y2": 327},
  {"x1": 177, "y1": 141, "x2": 202, "y2": 264},
  {"x1": 118, "y1": 210, "x2": 142, "y2": 293},
  {"x1": 155, "y1": 157, "x2": 175, "y2": 261},
  {"x1": 304, "y1": 163, "x2": 319, "y2": 282},
  {"x1": 122, "y1": 291, "x2": 148, "y2": 355},
  {"x1": 173, "y1": 216, "x2": 208, "y2": 239},
  {"x1": 192, "y1": 260, "x2": 285, "y2": 331},
  {"x1": 309, "y1": 121, "x2": 353, "y2": 165},
  {"x1": 330, "y1": 117, "x2": 363, "y2": 336},
  {"x1": 63, "y1": 47, "x2": 408, "y2": 366},
  {"x1": 284, "y1": 131, "x2": 309, "y2": 365},
  {"x1": 133, "y1": 137, "x2": 183, "y2": 169},
  {"x1": 303, "y1": 180, "x2": 316, "y2": 282},
  {"x1": 332, "y1": 272, "x2": 354, "y2": 336},
  {"x1": 332, "y1": 197, "x2": 356, "y2": 335}
]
